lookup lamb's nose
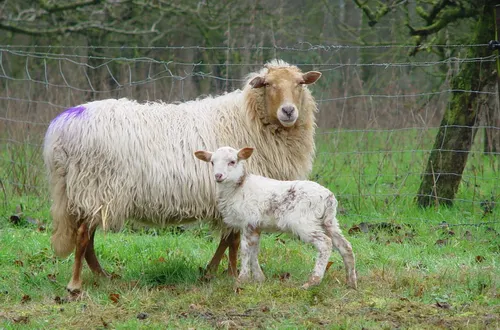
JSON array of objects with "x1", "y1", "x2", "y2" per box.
[
  {"x1": 215, "y1": 173, "x2": 223, "y2": 181},
  {"x1": 282, "y1": 106, "x2": 295, "y2": 117}
]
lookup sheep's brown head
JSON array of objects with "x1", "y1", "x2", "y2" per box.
[{"x1": 249, "y1": 61, "x2": 321, "y2": 128}]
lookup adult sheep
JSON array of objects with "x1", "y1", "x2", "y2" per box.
[{"x1": 44, "y1": 59, "x2": 322, "y2": 293}]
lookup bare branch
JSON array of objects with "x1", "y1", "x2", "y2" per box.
[
  {"x1": 0, "y1": 21, "x2": 158, "y2": 36},
  {"x1": 38, "y1": 0, "x2": 104, "y2": 13},
  {"x1": 407, "y1": 5, "x2": 477, "y2": 37}
]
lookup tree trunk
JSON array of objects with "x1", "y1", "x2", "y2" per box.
[{"x1": 416, "y1": 2, "x2": 496, "y2": 207}]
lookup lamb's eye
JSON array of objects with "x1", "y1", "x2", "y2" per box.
[
  {"x1": 211, "y1": 161, "x2": 214, "y2": 165},
  {"x1": 229, "y1": 161, "x2": 236, "y2": 166}
]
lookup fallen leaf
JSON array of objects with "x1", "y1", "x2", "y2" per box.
[
  {"x1": 414, "y1": 286, "x2": 424, "y2": 297},
  {"x1": 348, "y1": 225, "x2": 361, "y2": 235},
  {"x1": 110, "y1": 272, "x2": 121, "y2": 279},
  {"x1": 234, "y1": 287, "x2": 243, "y2": 294},
  {"x1": 464, "y1": 231, "x2": 473, "y2": 241},
  {"x1": 101, "y1": 317, "x2": 110, "y2": 328},
  {"x1": 189, "y1": 303, "x2": 201, "y2": 310},
  {"x1": 137, "y1": 312, "x2": 148, "y2": 320},
  {"x1": 400, "y1": 297, "x2": 410, "y2": 302},
  {"x1": 435, "y1": 239, "x2": 449, "y2": 246},
  {"x1": 275, "y1": 237, "x2": 286, "y2": 244},
  {"x1": 158, "y1": 257, "x2": 166, "y2": 263},
  {"x1": 14, "y1": 260, "x2": 24, "y2": 267},
  {"x1": 279, "y1": 272, "x2": 291, "y2": 282},
  {"x1": 47, "y1": 274, "x2": 57, "y2": 282},
  {"x1": 325, "y1": 261, "x2": 334, "y2": 272},
  {"x1": 435, "y1": 301, "x2": 451, "y2": 309},
  {"x1": 109, "y1": 293, "x2": 120, "y2": 303},
  {"x1": 12, "y1": 316, "x2": 29, "y2": 324},
  {"x1": 9, "y1": 215, "x2": 22, "y2": 225},
  {"x1": 21, "y1": 294, "x2": 31, "y2": 304},
  {"x1": 261, "y1": 305, "x2": 270, "y2": 312},
  {"x1": 475, "y1": 255, "x2": 485, "y2": 263}
]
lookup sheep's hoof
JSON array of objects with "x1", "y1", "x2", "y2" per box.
[{"x1": 66, "y1": 280, "x2": 82, "y2": 294}]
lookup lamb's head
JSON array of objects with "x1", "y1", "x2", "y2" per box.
[
  {"x1": 195, "y1": 147, "x2": 254, "y2": 184},
  {"x1": 249, "y1": 60, "x2": 321, "y2": 128}
]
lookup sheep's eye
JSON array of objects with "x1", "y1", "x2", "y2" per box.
[
  {"x1": 210, "y1": 161, "x2": 214, "y2": 165},
  {"x1": 228, "y1": 161, "x2": 236, "y2": 166}
]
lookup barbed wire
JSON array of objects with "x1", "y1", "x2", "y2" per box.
[
  {"x1": 1, "y1": 44, "x2": 499, "y2": 225},
  {"x1": 0, "y1": 42, "x2": 490, "y2": 50}
]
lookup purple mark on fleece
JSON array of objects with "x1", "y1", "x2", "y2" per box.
[{"x1": 53, "y1": 105, "x2": 86, "y2": 122}]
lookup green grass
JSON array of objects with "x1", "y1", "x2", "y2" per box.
[{"x1": 1, "y1": 128, "x2": 499, "y2": 328}]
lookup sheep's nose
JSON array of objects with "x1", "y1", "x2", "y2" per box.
[
  {"x1": 215, "y1": 173, "x2": 223, "y2": 182},
  {"x1": 281, "y1": 106, "x2": 295, "y2": 117}
]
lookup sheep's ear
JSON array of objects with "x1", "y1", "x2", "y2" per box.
[
  {"x1": 237, "y1": 147, "x2": 254, "y2": 160},
  {"x1": 249, "y1": 76, "x2": 266, "y2": 88},
  {"x1": 194, "y1": 150, "x2": 212, "y2": 162},
  {"x1": 301, "y1": 71, "x2": 322, "y2": 85}
]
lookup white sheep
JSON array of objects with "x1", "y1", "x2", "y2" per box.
[
  {"x1": 44, "y1": 59, "x2": 322, "y2": 292},
  {"x1": 195, "y1": 146, "x2": 357, "y2": 289}
]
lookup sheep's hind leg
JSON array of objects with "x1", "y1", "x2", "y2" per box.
[
  {"x1": 301, "y1": 232, "x2": 332, "y2": 289},
  {"x1": 227, "y1": 231, "x2": 240, "y2": 277},
  {"x1": 84, "y1": 225, "x2": 109, "y2": 278},
  {"x1": 66, "y1": 223, "x2": 90, "y2": 294}
]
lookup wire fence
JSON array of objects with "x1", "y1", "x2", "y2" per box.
[{"x1": 0, "y1": 43, "x2": 499, "y2": 226}]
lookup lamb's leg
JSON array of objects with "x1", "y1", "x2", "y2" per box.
[
  {"x1": 237, "y1": 229, "x2": 252, "y2": 283},
  {"x1": 84, "y1": 225, "x2": 109, "y2": 277},
  {"x1": 302, "y1": 232, "x2": 332, "y2": 289},
  {"x1": 247, "y1": 227, "x2": 265, "y2": 282},
  {"x1": 66, "y1": 223, "x2": 90, "y2": 293},
  {"x1": 330, "y1": 232, "x2": 357, "y2": 289}
]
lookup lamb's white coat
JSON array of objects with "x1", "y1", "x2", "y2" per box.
[{"x1": 195, "y1": 146, "x2": 357, "y2": 289}]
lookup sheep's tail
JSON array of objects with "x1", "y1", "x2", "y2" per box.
[
  {"x1": 46, "y1": 137, "x2": 78, "y2": 258},
  {"x1": 50, "y1": 176, "x2": 77, "y2": 258}
]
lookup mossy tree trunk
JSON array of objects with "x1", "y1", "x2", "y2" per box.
[{"x1": 416, "y1": 2, "x2": 496, "y2": 207}]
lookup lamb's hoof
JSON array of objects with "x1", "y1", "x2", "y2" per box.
[
  {"x1": 253, "y1": 273, "x2": 266, "y2": 283},
  {"x1": 347, "y1": 279, "x2": 358, "y2": 290},
  {"x1": 236, "y1": 273, "x2": 251, "y2": 284},
  {"x1": 301, "y1": 276, "x2": 321, "y2": 289}
]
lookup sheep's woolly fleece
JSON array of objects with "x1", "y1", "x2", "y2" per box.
[{"x1": 44, "y1": 59, "x2": 319, "y2": 257}]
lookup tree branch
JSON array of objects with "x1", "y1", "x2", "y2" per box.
[
  {"x1": 0, "y1": 21, "x2": 158, "y2": 36},
  {"x1": 38, "y1": 0, "x2": 104, "y2": 13},
  {"x1": 407, "y1": 5, "x2": 477, "y2": 37}
]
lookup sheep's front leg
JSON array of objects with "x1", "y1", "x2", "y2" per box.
[
  {"x1": 205, "y1": 231, "x2": 240, "y2": 277},
  {"x1": 67, "y1": 223, "x2": 90, "y2": 293},
  {"x1": 302, "y1": 232, "x2": 332, "y2": 289}
]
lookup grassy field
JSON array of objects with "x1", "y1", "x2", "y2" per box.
[{"x1": 1, "y1": 128, "x2": 499, "y2": 329}]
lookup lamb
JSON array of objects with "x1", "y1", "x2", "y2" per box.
[
  {"x1": 44, "y1": 59, "x2": 322, "y2": 293},
  {"x1": 195, "y1": 146, "x2": 357, "y2": 289}
]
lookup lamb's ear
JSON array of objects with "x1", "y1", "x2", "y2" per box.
[
  {"x1": 249, "y1": 76, "x2": 266, "y2": 88},
  {"x1": 237, "y1": 147, "x2": 254, "y2": 160},
  {"x1": 301, "y1": 71, "x2": 322, "y2": 85},
  {"x1": 194, "y1": 150, "x2": 212, "y2": 162}
]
